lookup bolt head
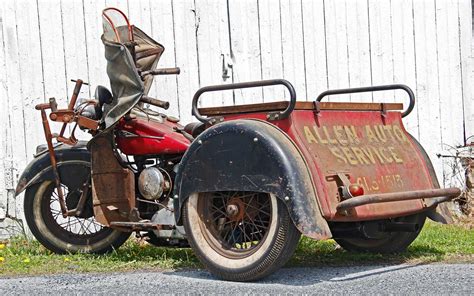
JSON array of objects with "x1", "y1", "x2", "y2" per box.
[
  {"x1": 284, "y1": 196, "x2": 290, "y2": 201},
  {"x1": 253, "y1": 137, "x2": 258, "y2": 142}
]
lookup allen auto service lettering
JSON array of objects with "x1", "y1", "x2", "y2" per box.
[{"x1": 291, "y1": 110, "x2": 434, "y2": 220}]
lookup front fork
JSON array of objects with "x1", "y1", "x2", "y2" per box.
[{"x1": 36, "y1": 79, "x2": 86, "y2": 217}]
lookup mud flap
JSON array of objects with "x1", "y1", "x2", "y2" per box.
[{"x1": 427, "y1": 203, "x2": 453, "y2": 224}]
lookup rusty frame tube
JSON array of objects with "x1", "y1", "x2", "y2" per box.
[
  {"x1": 59, "y1": 79, "x2": 83, "y2": 138},
  {"x1": 66, "y1": 181, "x2": 90, "y2": 217},
  {"x1": 336, "y1": 187, "x2": 461, "y2": 211},
  {"x1": 37, "y1": 106, "x2": 68, "y2": 217}
]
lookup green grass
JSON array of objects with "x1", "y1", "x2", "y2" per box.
[
  {"x1": 0, "y1": 221, "x2": 472, "y2": 276},
  {"x1": 291, "y1": 221, "x2": 473, "y2": 266}
]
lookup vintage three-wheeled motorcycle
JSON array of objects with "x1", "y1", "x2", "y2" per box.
[{"x1": 15, "y1": 8, "x2": 460, "y2": 281}]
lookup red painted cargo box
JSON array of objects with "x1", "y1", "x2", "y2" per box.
[{"x1": 173, "y1": 79, "x2": 460, "y2": 281}]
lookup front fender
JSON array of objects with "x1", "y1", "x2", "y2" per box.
[
  {"x1": 173, "y1": 119, "x2": 331, "y2": 239},
  {"x1": 15, "y1": 142, "x2": 90, "y2": 196}
]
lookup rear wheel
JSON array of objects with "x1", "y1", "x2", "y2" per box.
[
  {"x1": 24, "y1": 162, "x2": 130, "y2": 254},
  {"x1": 333, "y1": 213, "x2": 426, "y2": 253},
  {"x1": 182, "y1": 191, "x2": 301, "y2": 282}
]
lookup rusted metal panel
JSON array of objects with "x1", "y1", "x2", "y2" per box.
[
  {"x1": 287, "y1": 110, "x2": 436, "y2": 221},
  {"x1": 216, "y1": 107, "x2": 444, "y2": 222},
  {"x1": 89, "y1": 132, "x2": 135, "y2": 226}
]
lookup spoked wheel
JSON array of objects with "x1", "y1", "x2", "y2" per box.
[
  {"x1": 333, "y1": 213, "x2": 426, "y2": 253},
  {"x1": 183, "y1": 191, "x2": 301, "y2": 282},
  {"x1": 24, "y1": 162, "x2": 130, "y2": 254}
]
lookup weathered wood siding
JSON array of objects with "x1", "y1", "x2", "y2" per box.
[{"x1": 0, "y1": 0, "x2": 472, "y2": 237}]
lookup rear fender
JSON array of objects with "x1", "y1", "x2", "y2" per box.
[
  {"x1": 408, "y1": 135, "x2": 453, "y2": 224},
  {"x1": 15, "y1": 142, "x2": 90, "y2": 196},
  {"x1": 173, "y1": 119, "x2": 332, "y2": 239}
]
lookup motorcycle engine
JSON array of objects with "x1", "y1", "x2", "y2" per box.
[{"x1": 138, "y1": 167, "x2": 169, "y2": 200}]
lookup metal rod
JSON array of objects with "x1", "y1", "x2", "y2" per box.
[
  {"x1": 59, "y1": 79, "x2": 83, "y2": 138},
  {"x1": 316, "y1": 84, "x2": 415, "y2": 118},
  {"x1": 141, "y1": 67, "x2": 181, "y2": 76},
  {"x1": 192, "y1": 79, "x2": 297, "y2": 123},
  {"x1": 40, "y1": 109, "x2": 68, "y2": 217},
  {"x1": 336, "y1": 187, "x2": 461, "y2": 211}
]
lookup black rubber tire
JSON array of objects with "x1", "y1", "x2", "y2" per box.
[
  {"x1": 24, "y1": 180, "x2": 131, "y2": 254},
  {"x1": 334, "y1": 213, "x2": 426, "y2": 253},
  {"x1": 182, "y1": 192, "x2": 301, "y2": 282}
]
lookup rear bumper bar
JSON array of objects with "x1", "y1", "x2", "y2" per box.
[{"x1": 336, "y1": 187, "x2": 461, "y2": 211}]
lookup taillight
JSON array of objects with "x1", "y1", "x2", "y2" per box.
[{"x1": 348, "y1": 184, "x2": 364, "y2": 197}]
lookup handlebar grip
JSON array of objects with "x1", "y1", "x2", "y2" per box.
[
  {"x1": 140, "y1": 96, "x2": 170, "y2": 110},
  {"x1": 141, "y1": 67, "x2": 181, "y2": 76}
]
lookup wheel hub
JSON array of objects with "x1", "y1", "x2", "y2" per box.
[
  {"x1": 226, "y1": 198, "x2": 245, "y2": 221},
  {"x1": 226, "y1": 204, "x2": 239, "y2": 216}
]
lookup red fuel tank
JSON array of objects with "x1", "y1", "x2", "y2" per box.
[{"x1": 116, "y1": 117, "x2": 190, "y2": 155}]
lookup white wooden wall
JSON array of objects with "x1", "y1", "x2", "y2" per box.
[{"x1": 0, "y1": 0, "x2": 472, "y2": 237}]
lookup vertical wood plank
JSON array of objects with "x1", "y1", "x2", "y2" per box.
[
  {"x1": 37, "y1": 0, "x2": 68, "y2": 104},
  {"x1": 391, "y1": 0, "x2": 419, "y2": 136},
  {"x1": 128, "y1": 0, "x2": 151, "y2": 34},
  {"x1": 195, "y1": 0, "x2": 232, "y2": 108},
  {"x1": 228, "y1": 0, "x2": 263, "y2": 104},
  {"x1": 346, "y1": 0, "x2": 372, "y2": 102},
  {"x1": 149, "y1": 0, "x2": 180, "y2": 118},
  {"x1": 1, "y1": 0, "x2": 28, "y2": 220},
  {"x1": 14, "y1": 0, "x2": 46, "y2": 162},
  {"x1": 436, "y1": 0, "x2": 468, "y2": 187},
  {"x1": 301, "y1": 0, "x2": 327, "y2": 101},
  {"x1": 61, "y1": 0, "x2": 91, "y2": 99},
  {"x1": 413, "y1": 0, "x2": 443, "y2": 178},
  {"x1": 324, "y1": 0, "x2": 350, "y2": 102},
  {"x1": 258, "y1": 0, "x2": 284, "y2": 101},
  {"x1": 279, "y1": 0, "x2": 307, "y2": 101},
  {"x1": 172, "y1": 0, "x2": 200, "y2": 123},
  {"x1": 459, "y1": 0, "x2": 473, "y2": 140},
  {"x1": 0, "y1": 4, "x2": 9, "y2": 218},
  {"x1": 435, "y1": 0, "x2": 465, "y2": 149},
  {"x1": 83, "y1": 0, "x2": 108, "y2": 91},
  {"x1": 104, "y1": 0, "x2": 129, "y2": 15},
  {"x1": 1, "y1": 0, "x2": 27, "y2": 162},
  {"x1": 368, "y1": 0, "x2": 395, "y2": 102}
]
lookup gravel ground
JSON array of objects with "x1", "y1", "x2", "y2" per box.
[{"x1": 1, "y1": 263, "x2": 472, "y2": 295}]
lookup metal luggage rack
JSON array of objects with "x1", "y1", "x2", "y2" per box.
[{"x1": 192, "y1": 79, "x2": 416, "y2": 124}]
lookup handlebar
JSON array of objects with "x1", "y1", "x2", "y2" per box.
[
  {"x1": 141, "y1": 67, "x2": 181, "y2": 76},
  {"x1": 140, "y1": 95, "x2": 170, "y2": 110},
  {"x1": 316, "y1": 84, "x2": 415, "y2": 118}
]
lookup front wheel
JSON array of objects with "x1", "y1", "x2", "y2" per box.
[
  {"x1": 182, "y1": 191, "x2": 301, "y2": 282},
  {"x1": 24, "y1": 165, "x2": 130, "y2": 254}
]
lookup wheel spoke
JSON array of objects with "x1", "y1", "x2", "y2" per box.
[
  {"x1": 48, "y1": 184, "x2": 103, "y2": 236},
  {"x1": 203, "y1": 191, "x2": 272, "y2": 253},
  {"x1": 245, "y1": 202, "x2": 271, "y2": 216}
]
